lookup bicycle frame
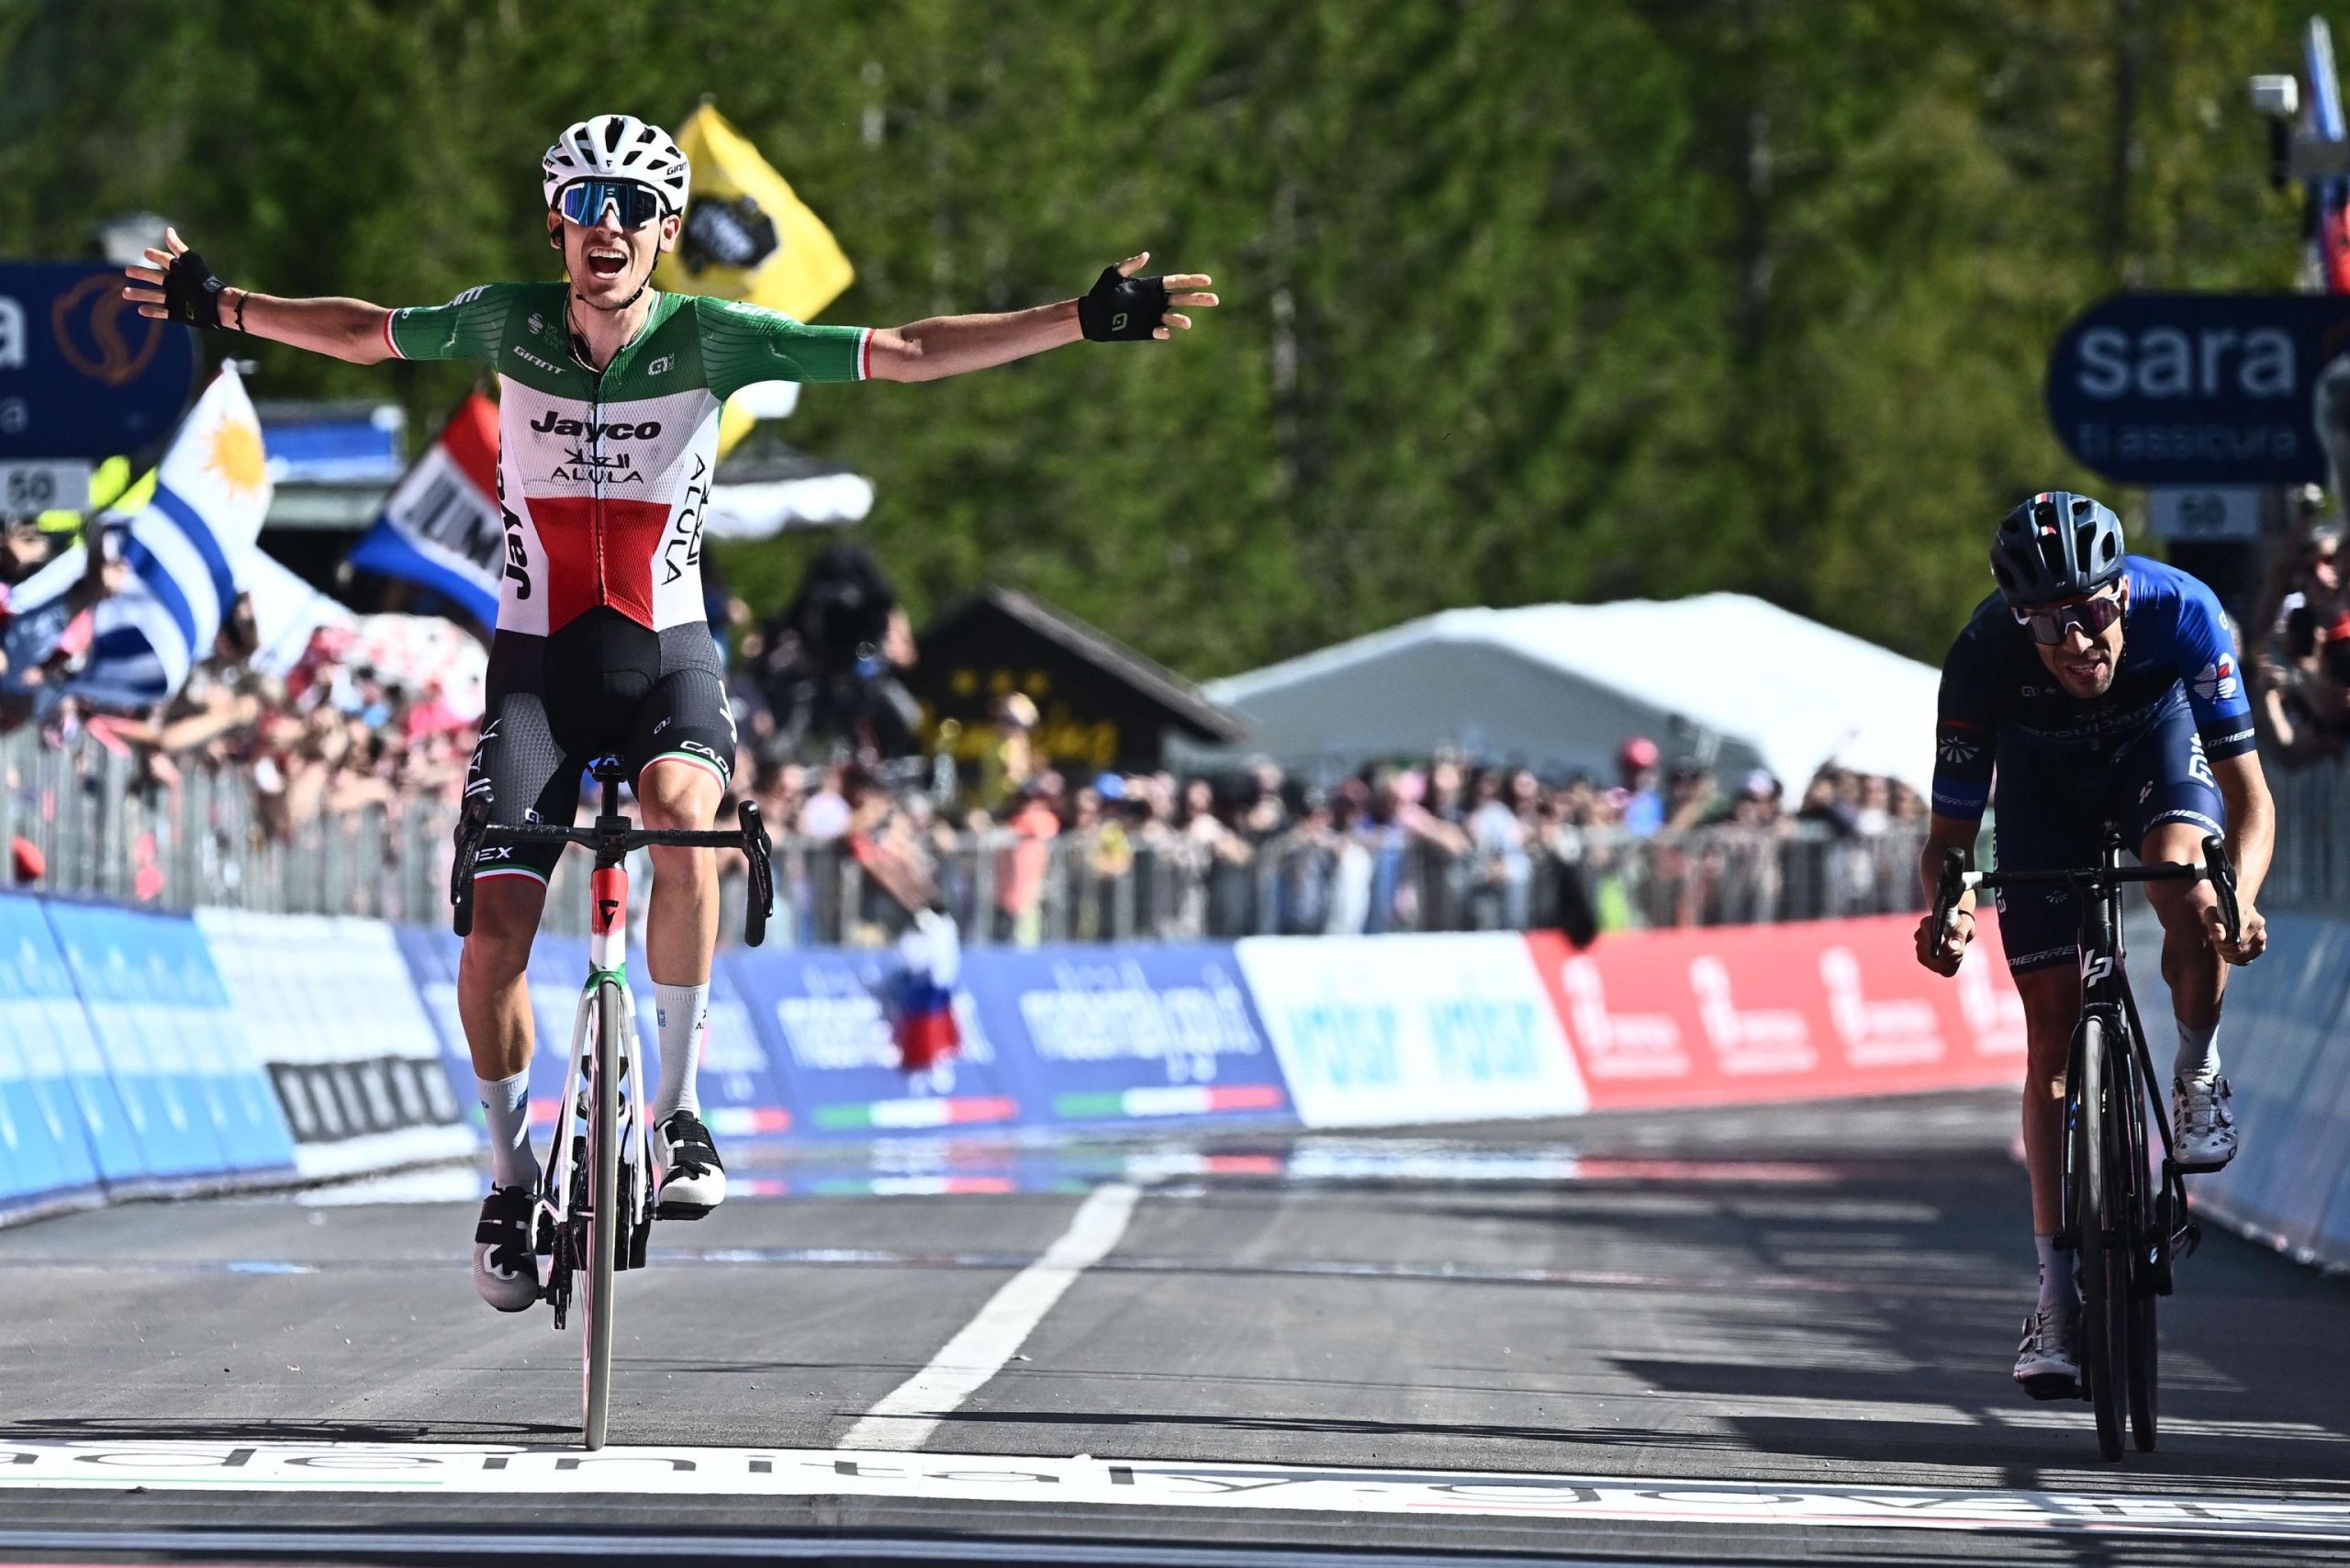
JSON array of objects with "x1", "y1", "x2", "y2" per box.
[
  {"x1": 539, "y1": 857, "x2": 652, "y2": 1306},
  {"x1": 2054, "y1": 829, "x2": 2194, "y2": 1284}
]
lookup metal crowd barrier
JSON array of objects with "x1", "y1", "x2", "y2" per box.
[{"x1": 2, "y1": 727, "x2": 1936, "y2": 944}]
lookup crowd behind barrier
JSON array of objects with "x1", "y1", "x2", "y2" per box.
[{"x1": 3, "y1": 720, "x2": 1948, "y2": 943}]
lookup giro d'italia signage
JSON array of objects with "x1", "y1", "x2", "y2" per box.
[
  {"x1": 2044, "y1": 292, "x2": 2350, "y2": 486},
  {"x1": 0, "y1": 262, "x2": 198, "y2": 462}
]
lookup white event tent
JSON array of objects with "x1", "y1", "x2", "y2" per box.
[{"x1": 1179, "y1": 594, "x2": 1943, "y2": 793}]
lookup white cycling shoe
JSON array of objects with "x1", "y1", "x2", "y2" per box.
[
  {"x1": 2014, "y1": 1300, "x2": 2080, "y2": 1400},
  {"x1": 2172, "y1": 1076, "x2": 2238, "y2": 1172},
  {"x1": 472, "y1": 1185, "x2": 541, "y2": 1313},
  {"x1": 653, "y1": 1110, "x2": 726, "y2": 1218}
]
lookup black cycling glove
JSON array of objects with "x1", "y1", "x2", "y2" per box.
[
  {"x1": 162, "y1": 250, "x2": 230, "y2": 330},
  {"x1": 1077, "y1": 265, "x2": 1169, "y2": 342}
]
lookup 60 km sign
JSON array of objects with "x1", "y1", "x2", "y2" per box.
[{"x1": 2044, "y1": 292, "x2": 2350, "y2": 486}]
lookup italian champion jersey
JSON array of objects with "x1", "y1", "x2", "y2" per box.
[{"x1": 385, "y1": 282, "x2": 871, "y2": 636}]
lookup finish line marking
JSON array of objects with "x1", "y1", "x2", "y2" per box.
[
  {"x1": 0, "y1": 1443, "x2": 2345, "y2": 1544},
  {"x1": 841, "y1": 1182, "x2": 1140, "y2": 1451}
]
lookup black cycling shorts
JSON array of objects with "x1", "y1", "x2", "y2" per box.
[
  {"x1": 464, "y1": 609, "x2": 737, "y2": 885},
  {"x1": 1989, "y1": 698, "x2": 2227, "y2": 975}
]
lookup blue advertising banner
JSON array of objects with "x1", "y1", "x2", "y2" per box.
[
  {"x1": 725, "y1": 946, "x2": 1020, "y2": 1137},
  {"x1": 0, "y1": 263, "x2": 199, "y2": 460},
  {"x1": 138, "y1": 913, "x2": 297, "y2": 1175},
  {"x1": 2043, "y1": 292, "x2": 2350, "y2": 485},
  {"x1": 400, "y1": 927, "x2": 796, "y2": 1147},
  {"x1": 0, "y1": 895, "x2": 104, "y2": 1202},
  {"x1": 0, "y1": 893, "x2": 135, "y2": 1188},
  {"x1": 43, "y1": 902, "x2": 228, "y2": 1180},
  {"x1": 963, "y1": 946, "x2": 1291, "y2": 1128}
]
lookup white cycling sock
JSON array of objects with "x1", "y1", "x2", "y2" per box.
[
  {"x1": 2035, "y1": 1235, "x2": 2076, "y2": 1312},
  {"x1": 2174, "y1": 1015, "x2": 2221, "y2": 1087},
  {"x1": 654, "y1": 981, "x2": 709, "y2": 1122},
  {"x1": 477, "y1": 1070, "x2": 535, "y2": 1190}
]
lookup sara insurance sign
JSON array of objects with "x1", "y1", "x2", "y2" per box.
[
  {"x1": 0, "y1": 262, "x2": 198, "y2": 460},
  {"x1": 2044, "y1": 292, "x2": 2350, "y2": 486}
]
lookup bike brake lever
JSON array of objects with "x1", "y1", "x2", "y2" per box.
[
  {"x1": 1931, "y1": 849, "x2": 1968, "y2": 947},
  {"x1": 451, "y1": 794, "x2": 488, "y2": 938},
  {"x1": 738, "y1": 800, "x2": 773, "y2": 947},
  {"x1": 2201, "y1": 834, "x2": 2241, "y2": 948}
]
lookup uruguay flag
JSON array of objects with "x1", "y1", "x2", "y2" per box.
[{"x1": 6, "y1": 365, "x2": 272, "y2": 710}]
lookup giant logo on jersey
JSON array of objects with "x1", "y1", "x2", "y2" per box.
[{"x1": 2191, "y1": 655, "x2": 2238, "y2": 704}]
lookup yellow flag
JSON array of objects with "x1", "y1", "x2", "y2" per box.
[{"x1": 656, "y1": 103, "x2": 856, "y2": 456}]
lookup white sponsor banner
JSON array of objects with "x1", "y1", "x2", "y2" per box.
[
  {"x1": 195, "y1": 911, "x2": 474, "y2": 1178},
  {"x1": 0, "y1": 1442, "x2": 2344, "y2": 1545},
  {"x1": 1234, "y1": 934, "x2": 1586, "y2": 1127}
]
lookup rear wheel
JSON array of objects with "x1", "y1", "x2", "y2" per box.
[
  {"x1": 582, "y1": 977, "x2": 623, "y2": 1450},
  {"x1": 2074, "y1": 1014, "x2": 2128, "y2": 1463}
]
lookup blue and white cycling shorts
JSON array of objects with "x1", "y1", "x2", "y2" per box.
[{"x1": 1988, "y1": 701, "x2": 2227, "y2": 975}]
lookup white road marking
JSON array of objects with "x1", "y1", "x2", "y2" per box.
[
  {"x1": 0, "y1": 1441, "x2": 2344, "y2": 1545},
  {"x1": 839, "y1": 1182, "x2": 1140, "y2": 1451}
]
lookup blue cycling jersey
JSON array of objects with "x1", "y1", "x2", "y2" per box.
[{"x1": 1931, "y1": 555, "x2": 2255, "y2": 821}]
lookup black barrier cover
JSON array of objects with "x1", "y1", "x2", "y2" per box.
[
  {"x1": 2044, "y1": 292, "x2": 2350, "y2": 486},
  {"x1": 0, "y1": 262, "x2": 199, "y2": 459},
  {"x1": 267, "y1": 1058, "x2": 463, "y2": 1146}
]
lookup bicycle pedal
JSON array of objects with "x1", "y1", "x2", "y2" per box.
[
  {"x1": 654, "y1": 1199, "x2": 714, "y2": 1221},
  {"x1": 2017, "y1": 1372, "x2": 2079, "y2": 1403}
]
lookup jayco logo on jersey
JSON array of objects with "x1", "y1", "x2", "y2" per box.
[
  {"x1": 2192, "y1": 656, "x2": 2237, "y2": 703},
  {"x1": 529, "y1": 411, "x2": 664, "y2": 441}
]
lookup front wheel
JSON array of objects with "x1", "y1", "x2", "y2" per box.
[
  {"x1": 2074, "y1": 1013, "x2": 2128, "y2": 1463},
  {"x1": 582, "y1": 977, "x2": 623, "y2": 1450}
]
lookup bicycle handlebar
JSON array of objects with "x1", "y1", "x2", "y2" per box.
[
  {"x1": 1930, "y1": 835, "x2": 2239, "y2": 956},
  {"x1": 449, "y1": 797, "x2": 776, "y2": 947}
]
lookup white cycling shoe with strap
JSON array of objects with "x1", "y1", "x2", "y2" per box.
[
  {"x1": 2172, "y1": 1075, "x2": 2238, "y2": 1172},
  {"x1": 2014, "y1": 1300, "x2": 2081, "y2": 1400}
]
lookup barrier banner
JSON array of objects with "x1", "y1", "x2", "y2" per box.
[
  {"x1": 400, "y1": 929, "x2": 794, "y2": 1146},
  {"x1": 1233, "y1": 935, "x2": 1586, "y2": 1128},
  {"x1": 963, "y1": 946, "x2": 1290, "y2": 1128},
  {"x1": 0, "y1": 893, "x2": 112, "y2": 1200},
  {"x1": 197, "y1": 912, "x2": 472, "y2": 1180},
  {"x1": 725, "y1": 946, "x2": 1018, "y2": 1137},
  {"x1": 1525, "y1": 916, "x2": 2022, "y2": 1110},
  {"x1": 2175, "y1": 912, "x2": 2350, "y2": 1253},
  {"x1": 42, "y1": 902, "x2": 295, "y2": 1182}
]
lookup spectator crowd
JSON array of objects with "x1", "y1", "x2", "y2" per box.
[{"x1": 4, "y1": 520, "x2": 1935, "y2": 938}]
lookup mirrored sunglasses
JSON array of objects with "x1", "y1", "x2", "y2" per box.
[
  {"x1": 2013, "y1": 592, "x2": 2122, "y2": 645},
  {"x1": 556, "y1": 179, "x2": 664, "y2": 231}
]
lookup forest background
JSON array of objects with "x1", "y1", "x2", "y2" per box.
[{"x1": 0, "y1": 0, "x2": 2315, "y2": 671}]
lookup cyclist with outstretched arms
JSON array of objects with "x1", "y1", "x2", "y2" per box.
[
  {"x1": 1913, "y1": 493, "x2": 2272, "y2": 1396},
  {"x1": 123, "y1": 114, "x2": 1219, "y2": 1310}
]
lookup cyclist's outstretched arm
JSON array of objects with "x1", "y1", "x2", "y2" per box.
[
  {"x1": 2211, "y1": 750, "x2": 2274, "y2": 963},
  {"x1": 867, "y1": 252, "x2": 1218, "y2": 383},
  {"x1": 121, "y1": 227, "x2": 394, "y2": 364}
]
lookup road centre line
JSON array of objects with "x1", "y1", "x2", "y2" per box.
[{"x1": 838, "y1": 1182, "x2": 1141, "y2": 1451}]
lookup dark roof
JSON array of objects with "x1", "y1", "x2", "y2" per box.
[{"x1": 921, "y1": 586, "x2": 1248, "y2": 743}]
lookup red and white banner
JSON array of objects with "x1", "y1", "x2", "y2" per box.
[
  {"x1": 1525, "y1": 915, "x2": 2024, "y2": 1110},
  {"x1": 345, "y1": 392, "x2": 502, "y2": 627}
]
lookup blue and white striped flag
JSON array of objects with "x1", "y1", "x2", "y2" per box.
[{"x1": 14, "y1": 365, "x2": 275, "y2": 709}]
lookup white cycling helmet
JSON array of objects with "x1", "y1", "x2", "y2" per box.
[{"x1": 541, "y1": 114, "x2": 691, "y2": 215}]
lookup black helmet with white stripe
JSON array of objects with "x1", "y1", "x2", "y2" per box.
[
  {"x1": 542, "y1": 114, "x2": 691, "y2": 216},
  {"x1": 1989, "y1": 491, "x2": 2125, "y2": 608}
]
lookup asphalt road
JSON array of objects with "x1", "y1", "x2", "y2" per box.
[{"x1": 1, "y1": 1092, "x2": 2344, "y2": 1567}]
